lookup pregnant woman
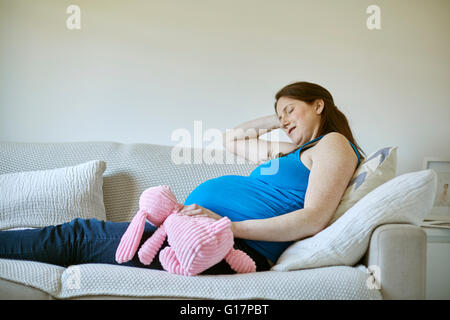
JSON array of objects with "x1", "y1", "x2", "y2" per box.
[{"x1": 0, "y1": 81, "x2": 365, "y2": 274}]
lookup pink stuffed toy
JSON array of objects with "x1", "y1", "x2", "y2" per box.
[{"x1": 115, "y1": 185, "x2": 256, "y2": 276}]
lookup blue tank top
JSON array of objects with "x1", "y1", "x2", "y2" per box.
[{"x1": 183, "y1": 134, "x2": 361, "y2": 262}]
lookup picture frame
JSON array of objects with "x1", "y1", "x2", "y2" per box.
[{"x1": 423, "y1": 157, "x2": 450, "y2": 222}]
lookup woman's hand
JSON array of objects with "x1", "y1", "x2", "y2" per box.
[{"x1": 178, "y1": 204, "x2": 223, "y2": 221}]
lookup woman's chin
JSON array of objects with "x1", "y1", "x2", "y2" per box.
[
  {"x1": 292, "y1": 136, "x2": 307, "y2": 147},
  {"x1": 290, "y1": 134, "x2": 299, "y2": 145}
]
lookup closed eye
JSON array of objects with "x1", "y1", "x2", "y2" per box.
[{"x1": 278, "y1": 106, "x2": 294, "y2": 121}]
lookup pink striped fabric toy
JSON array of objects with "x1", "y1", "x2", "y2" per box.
[{"x1": 115, "y1": 185, "x2": 256, "y2": 276}]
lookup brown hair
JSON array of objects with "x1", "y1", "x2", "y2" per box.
[{"x1": 273, "y1": 81, "x2": 366, "y2": 161}]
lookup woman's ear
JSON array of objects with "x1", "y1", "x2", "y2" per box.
[{"x1": 315, "y1": 99, "x2": 325, "y2": 115}]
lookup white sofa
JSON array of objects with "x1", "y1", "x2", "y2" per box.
[{"x1": 0, "y1": 141, "x2": 427, "y2": 300}]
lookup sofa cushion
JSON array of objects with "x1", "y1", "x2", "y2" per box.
[
  {"x1": 0, "y1": 259, "x2": 64, "y2": 298},
  {"x1": 0, "y1": 160, "x2": 107, "y2": 230},
  {"x1": 330, "y1": 146, "x2": 397, "y2": 225},
  {"x1": 273, "y1": 169, "x2": 437, "y2": 271},
  {"x1": 0, "y1": 142, "x2": 257, "y2": 222},
  {"x1": 0, "y1": 258, "x2": 382, "y2": 300}
]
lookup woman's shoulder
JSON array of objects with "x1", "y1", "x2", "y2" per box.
[
  {"x1": 313, "y1": 132, "x2": 358, "y2": 160},
  {"x1": 318, "y1": 132, "x2": 349, "y2": 145}
]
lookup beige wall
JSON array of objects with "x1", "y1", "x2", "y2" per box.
[{"x1": 0, "y1": 0, "x2": 449, "y2": 175}]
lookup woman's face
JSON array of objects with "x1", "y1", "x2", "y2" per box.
[{"x1": 275, "y1": 96, "x2": 324, "y2": 146}]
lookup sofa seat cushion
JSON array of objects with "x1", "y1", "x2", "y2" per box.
[
  {"x1": 0, "y1": 258, "x2": 381, "y2": 300},
  {"x1": 0, "y1": 259, "x2": 64, "y2": 298}
]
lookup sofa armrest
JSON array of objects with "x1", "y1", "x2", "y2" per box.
[{"x1": 362, "y1": 223, "x2": 427, "y2": 300}]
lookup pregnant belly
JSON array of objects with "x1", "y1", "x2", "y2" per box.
[{"x1": 183, "y1": 175, "x2": 301, "y2": 221}]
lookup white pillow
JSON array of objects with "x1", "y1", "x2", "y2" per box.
[
  {"x1": 329, "y1": 146, "x2": 398, "y2": 225},
  {"x1": 0, "y1": 160, "x2": 107, "y2": 230},
  {"x1": 272, "y1": 169, "x2": 437, "y2": 271}
]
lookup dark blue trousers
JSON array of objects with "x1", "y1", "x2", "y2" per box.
[{"x1": 0, "y1": 218, "x2": 270, "y2": 274}]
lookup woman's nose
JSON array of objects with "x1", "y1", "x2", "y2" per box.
[{"x1": 281, "y1": 118, "x2": 290, "y2": 129}]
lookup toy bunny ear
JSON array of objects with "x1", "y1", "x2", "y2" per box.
[{"x1": 115, "y1": 209, "x2": 148, "y2": 264}]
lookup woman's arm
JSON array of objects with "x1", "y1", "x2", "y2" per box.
[
  {"x1": 222, "y1": 115, "x2": 281, "y2": 164},
  {"x1": 223, "y1": 115, "x2": 298, "y2": 163},
  {"x1": 230, "y1": 207, "x2": 324, "y2": 241},
  {"x1": 223, "y1": 114, "x2": 280, "y2": 143},
  {"x1": 231, "y1": 132, "x2": 359, "y2": 242}
]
